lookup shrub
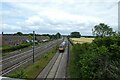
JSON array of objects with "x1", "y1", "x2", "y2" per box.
[
  {"x1": 2, "y1": 43, "x2": 32, "y2": 53},
  {"x1": 70, "y1": 36, "x2": 120, "y2": 79}
]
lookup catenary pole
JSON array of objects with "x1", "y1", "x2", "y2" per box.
[{"x1": 33, "y1": 31, "x2": 35, "y2": 63}]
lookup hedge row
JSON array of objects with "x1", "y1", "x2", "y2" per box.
[
  {"x1": 67, "y1": 37, "x2": 74, "y2": 46},
  {"x1": 69, "y1": 36, "x2": 120, "y2": 79},
  {"x1": 2, "y1": 43, "x2": 32, "y2": 53}
]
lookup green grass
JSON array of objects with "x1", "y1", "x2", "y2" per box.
[
  {"x1": 1, "y1": 40, "x2": 52, "y2": 56},
  {"x1": 2, "y1": 45, "x2": 32, "y2": 56},
  {"x1": 1, "y1": 42, "x2": 44, "y2": 56},
  {"x1": 68, "y1": 45, "x2": 76, "y2": 78},
  {"x1": 1, "y1": 46, "x2": 11, "y2": 49},
  {"x1": 6, "y1": 46, "x2": 57, "y2": 79},
  {"x1": 25, "y1": 52, "x2": 55, "y2": 79},
  {"x1": 68, "y1": 37, "x2": 120, "y2": 79},
  {"x1": 67, "y1": 44, "x2": 73, "y2": 78},
  {"x1": 2, "y1": 43, "x2": 32, "y2": 54}
]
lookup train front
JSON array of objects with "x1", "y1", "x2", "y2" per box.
[{"x1": 58, "y1": 41, "x2": 66, "y2": 53}]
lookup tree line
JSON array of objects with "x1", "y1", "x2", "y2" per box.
[{"x1": 2, "y1": 32, "x2": 62, "y2": 39}]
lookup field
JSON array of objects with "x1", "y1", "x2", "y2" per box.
[{"x1": 70, "y1": 37, "x2": 94, "y2": 44}]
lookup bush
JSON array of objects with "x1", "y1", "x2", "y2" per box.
[
  {"x1": 93, "y1": 37, "x2": 117, "y2": 47},
  {"x1": 8, "y1": 68, "x2": 27, "y2": 79},
  {"x1": 70, "y1": 36, "x2": 120, "y2": 79},
  {"x1": 2, "y1": 43, "x2": 32, "y2": 53}
]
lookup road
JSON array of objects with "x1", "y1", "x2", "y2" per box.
[
  {"x1": 36, "y1": 38, "x2": 68, "y2": 79},
  {"x1": 0, "y1": 39, "x2": 63, "y2": 76}
]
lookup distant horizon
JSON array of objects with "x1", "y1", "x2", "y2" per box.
[
  {"x1": 1, "y1": 31, "x2": 95, "y2": 36},
  {"x1": 1, "y1": 0, "x2": 119, "y2": 36}
]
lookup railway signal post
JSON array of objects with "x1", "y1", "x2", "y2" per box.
[{"x1": 33, "y1": 31, "x2": 35, "y2": 63}]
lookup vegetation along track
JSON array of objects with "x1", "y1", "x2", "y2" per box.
[
  {"x1": 36, "y1": 38, "x2": 69, "y2": 79},
  {"x1": 1, "y1": 39, "x2": 63, "y2": 76}
]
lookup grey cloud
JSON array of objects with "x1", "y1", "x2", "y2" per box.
[{"x1": 2, "y1": 0, "x2": 119, "y2": 35}]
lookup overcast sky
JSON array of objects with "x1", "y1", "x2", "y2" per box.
[{"x1": 1, "y1": 0, "x2": 119, "y2": 35}]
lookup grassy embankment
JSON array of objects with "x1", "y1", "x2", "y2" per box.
[
  {"x1": 69, "y1": 37, "x2": 120, "y2": 79},
  {"x1": 1, "y1": 43, "x2": 32, "y2": 55},
  {"x1": 68, "y1": 37, "x2": 94, "y2": 77},
  {"x1": 5, "y1": 45, "x2": 58, "y2": 79},
  {"x1": 1, "y1": 40, "x2": 52, "y2": 56}
]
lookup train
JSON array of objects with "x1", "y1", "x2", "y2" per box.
[{"x1": 58, "y1": 41, "x2": 66, "y2": 53}]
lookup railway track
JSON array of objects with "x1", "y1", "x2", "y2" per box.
[
  {"x1": 36, "y1": 38, "x2": 68, "y2": 79},
  {"x1": 1, "y1": 39, "x2": 63, "y2": 76}
]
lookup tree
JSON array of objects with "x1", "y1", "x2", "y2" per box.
[
  {"x1": 14, "y1": 32, "x2": 23, "y2": 36},
  {"x1": 42, "y1": 34, "x2": 50, "y2": 36},
  {"x1": 49, "y1": 34, "x2": 55, "y2": 39},
  {"x1": 56, "y1": 32, "x2": 61, "y2": 38},
  {"x1": 70, "y1": 32, "x2": 81, "y2": 38},
  {"x1": 92, "y1": 23, "x2": 113, "y2": 37}
]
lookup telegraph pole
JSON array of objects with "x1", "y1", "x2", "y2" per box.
[{"x1": 33, "y1": 31, "x2": 35, "y2": 63}]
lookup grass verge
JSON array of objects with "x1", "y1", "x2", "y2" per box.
[
  {"x1": 1, "y1": 40, "x2": 56, "y2": 57},
  {"x1": 5, "y1": 46, "x2": 57, "y2": 79},
  {"x1": 1, "y1": 42, "x2": 45, "y2": 57},
  {"x1": 68, "y1": 44, "x2": 74, "y2": 78}
]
